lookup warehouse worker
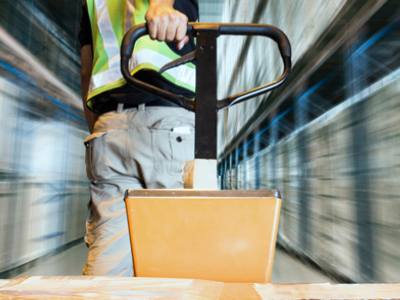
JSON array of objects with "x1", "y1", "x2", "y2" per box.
[{"x1": 79, "y1": 0, "x2": 198, "y2": 276}]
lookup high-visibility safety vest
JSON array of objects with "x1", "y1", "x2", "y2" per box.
[{"x1": 86, "y1": 0, "x2": 196, "y2": 109}]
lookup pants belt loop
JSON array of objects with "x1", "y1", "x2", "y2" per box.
[
  {"x1": 117, "y1": 103, "x2": 124, "y2": 113},
  {"x1": 138, "y1": 103, "x2": 145, "y2": 111}
]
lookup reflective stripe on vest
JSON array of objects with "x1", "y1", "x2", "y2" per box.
[{"x1": 86, "y1": 0, "x2": 196, "y2": 109}]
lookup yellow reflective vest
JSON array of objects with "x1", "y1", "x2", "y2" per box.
[{"x1": 86, "y1": 0, "x2": 196, "y2": 110}]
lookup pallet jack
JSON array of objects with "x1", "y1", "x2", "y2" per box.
[{"x1": 120, "y1": 22, "x2": 291, "y2": 283}]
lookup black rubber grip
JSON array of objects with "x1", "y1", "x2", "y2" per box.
[
  {"x1": 120, "y1": 22, "x2": 292, "y2": 111},
  {"x1": 121, "y1": 24, "x2": 195, "y2": 58},
  {"x1": 219, "y1": 24, "x2": 291, "y2": 58},
  {"x1": 120, "y1": 23, "x2": 195, "y2": 111},
  {"x1": 121, "y1": 23, "x2": 148, "y2": 58},
  {"x1": 121, "y1": 22, "x2": 291, "y2": 63}
]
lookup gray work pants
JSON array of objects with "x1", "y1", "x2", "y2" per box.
[{"x1": 83, "y1": 106, "x2": 194, "y2": 276}]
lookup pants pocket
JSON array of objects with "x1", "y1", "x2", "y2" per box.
[
  {"x1": 170, "y1": 132, "x2": 194, "y2": 173},
  {"x1": 85, "y1": 139, "x2": 95, "y2": 181},
  {"x1": 84, "y1": 132, "x2": 107, "y2": 181},
  {"x1": 152, "y1": 130, "x2": 194, "y2": 174}
]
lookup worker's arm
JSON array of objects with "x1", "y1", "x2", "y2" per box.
[
  {"x1": 145, "y1": 0, "x2": 189, "y2": 50},
  {"x1": 81, "y1": 44, "x2": 98, "y2": 134}
]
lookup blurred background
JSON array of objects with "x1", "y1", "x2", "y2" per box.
[{"x1": 1, "y1": 0, "x2": 400, "y2": 283}]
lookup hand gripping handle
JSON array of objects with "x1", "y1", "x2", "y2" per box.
[
  {"x1": 120, "y1": 22, "x2": 291, "y2": 111},
  {"x1": 120, "y1": 23, "x2": 196, "y2": 111}
]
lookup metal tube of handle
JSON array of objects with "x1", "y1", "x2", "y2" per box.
[{"x1": 217, "y1": 57, "x2": 291, "y2": 110}]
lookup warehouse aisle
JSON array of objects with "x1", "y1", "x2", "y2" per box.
[
  {"x1": 12, "y1": 243, "x2": 333, "y2": 283},
  {"x1": 271, "y1": 249, "x2": 333, "y2": 283},
  {"x1": 14, "y1": 243, "x2": 88, "y2": 278}
]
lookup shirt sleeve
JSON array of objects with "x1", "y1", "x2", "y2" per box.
[{"x1": 78, "y1": 0, "x2": 92, "y2": 48}]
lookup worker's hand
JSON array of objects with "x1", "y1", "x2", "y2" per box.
[{"x1": 145, "y1": 0, "x2": 189, "y2": 50}]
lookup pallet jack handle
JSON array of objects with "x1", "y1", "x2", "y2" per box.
[
  {"x1": 121, "y1": 22, "x2": 291, "y2": 112},
  {"x1": 121, "y1": 22, "x2": 291, "y2": 159}
]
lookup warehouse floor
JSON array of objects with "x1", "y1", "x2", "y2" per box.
[{"x1": 13, "y1": 243, "x2": 333, "y2": 283}]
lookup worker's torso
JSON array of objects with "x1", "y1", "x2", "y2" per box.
[{"x1": 86, "y1": 0, "x2": 198, "y2": 113}]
